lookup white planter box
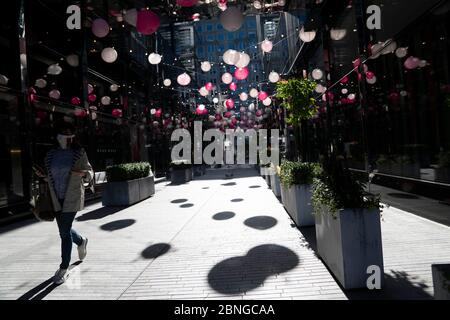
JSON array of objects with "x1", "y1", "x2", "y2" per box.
[
  {"x1": 280, "y1": 184, "x2": 315, "y2": 227},
  {"x1": 270, "y1": 174, "x2": 281, "y2": 197},
  {"x1": 315, "y1": 207, "x2": 384, "y2": 290},
  {"x1": 432, "y1": 264, "x2": 450, "y2": 300}
]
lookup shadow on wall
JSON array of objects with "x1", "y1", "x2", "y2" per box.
[{"x1": 208, "y1": 244, "x2": 299, "y2": 295}]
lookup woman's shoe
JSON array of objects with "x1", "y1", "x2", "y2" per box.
[
  {"x1": 53, "y1": 268, "x2": 68, "y2": 285},
  {"x1": 78, "y1": 237, "x2": 88, "y2": 261}
]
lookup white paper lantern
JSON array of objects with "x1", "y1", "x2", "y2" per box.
[
  {"x1": 199, "y1": 86, "x2": 209, "y2": 97},
  {"x1": 261, "y1": 40, "x2": 273, "y2": 53},
  {"x1": 101, "y1": 47, "x2": 118, "y2": 63},
  {"x1": 220, "y1": 7, "x2": 244, "y2": 32},
  {"x1": 235, "y1": 52, "x2": 250, "y2": 68},
  {"x1": 35, "y1": 78, "x2": 47, "y2": 88},
  {"x1": 124, "y1": 8, "x2": 137, "y2": 27},
  {"x1": 268, "y1": 71, "x2": 280, "y2": 83},
  {"x1": 177, "y1": 73, "x2": 191, "y2": 86},
  {"x1": 150, "y1": 108, "x2": 156, "y2": 115},
  {"x1": 253, "y1": 1, "x2": 262, "y2": 9},
  {"x1": 198, "y1": 104, "x2": 206, "y2": 111},
  {"x1": 223, "y1": 49, "x2": 240, "y2": 65},
  {"x1": 315, "y1": 84, "x2": 326, "y2": 93},
  {"x1": 221, "y1": 72, "x2": 233, "y2": 84},
  {"x1": 312, "y1": 69, "x2": 323, "y2": 80},
  {"x1": 47, "y1": 64, "x2": 62, "y2": 75},
  {"x1": 299, "y1": 27, "x2": 316, "y2": 43},
  {"x1": 263, "y1": 97, "x2": 272, "y2": 106},
  {"x1": 49, "y1": 89, "x2": 61, "y2": 99},
  {"x1": 66, "y1": 54, "x2": 79, "y2": 67},
  {"x1": 395, "y1": 47, "x2": 408, "y2": 58},
  {"x1": 91, "y1": 18, "x2": 110, "y2": 38},
  {"x1": 341, "y1": 88, "x2": 348, "y2": 94},
  {"x1": 400, "y1": 90, "x2": 408, "y2": 97},
  {"x1": 101, "y1": 96, "x2": 111, "y2": 105},
  {"x1": 381, "y1": 40, "x2": 397, "y2": 55},
  {"x1": 369, "y1": 43, "x2": 383, "y2": 59},
  {"x1": 348, "y1": 93, "x2": 356, "y2": 100},
  {"x1": 248, "y1": 103, "x2": 255, "y2": 111},
  {"x1": 201, "y1": 61, "x2": 211, "y2": 72},
  {"x1": 366, "y1": 76, "x2": 377, "y2": 85},
  {"x1": 148, "y1": 53, "x2": 162, "y2": 65},
  {"x1": 0, "y1": 74, "x2": 9, "y2": 85},
  {"x1": 163, "y1": 79, "x2": 171, "y2": 87},
  {"x1": 213, "y1": 97, "x2": 219, "y2": 104},
  {"x1": 239, "y1": 92, "x2": 248, "y2": 101},
  {"x1": 330, "y1": 28, "x2": 347, "y2": 41},
  {"x1": 249, "y1": 88, "x2": 258, "y2": 98},
  {"x1": 418, "y1": 60, "x2": 428, "y2": 68}
]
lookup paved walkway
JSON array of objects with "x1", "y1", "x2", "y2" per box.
[{"x1": 0, "y1": 167, "x2": 449, "y2": 300}]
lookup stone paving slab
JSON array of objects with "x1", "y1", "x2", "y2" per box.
[{"x1": 0, "y1": 167, "x2": 449, "y2": 300}]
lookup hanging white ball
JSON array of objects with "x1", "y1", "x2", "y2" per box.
[
  {"x1": 199, "y1": 86, "x2": 209, "y2": 97},
  {"x1": 249, "y1": 88, "x2": 258, "y2": 98},
  {"x1": 263, "y1": 97, "x2": 272, "y2": 106},
  {"x1": 35, "y1": 78, "x2": 47, "y2": 88},
  {"x1": 223, "y1": 49, "x2": 240, "y2": 65},
  {"x1": 47, "y1": 64, "x2": 62, "y2": 75},
  {"x1": 177, "y1": 73, "x2": 191, "y2": 86},
  {"x1": 366, "y1": 76, "x2": 377, "y2": 84},
  {"x1": 341, "y1": 88, "x2": 348, "y2": 94},
  {"x1": 101, "y1": 96, "x2": 111, "y2": 105},
  {"x1": 248, "y1": 103, "x2": 255, "y2": 111},
  {"x1": 330, "y1": 28, "x2": 347, "y2": 41},
  {"x1": 148, "y1": 53, "x2": 162, "y2": 65},
  {"x1": 110, "y1": 84, "x2": 119, "y2": 92},
  {"x1": 261, "y1": 39, "x2": 273, "y2": 53},
  {"x1": 315, "y1": 84, "x2": 326, "y2": 93},
  {"x1": 163, "y1": 79, "x2": 172, "y2": 87},
  {"x1": 221, "y1": 72, "x2": 233, "y2": 84},
  {"x1": 0, "y1": 74, "x2": 9, "y2": 86},
  {"x1": 201, "y1": 61, "x2": 211, "y2": 72},
  {"x1": 235, "y1": 52, "x2": 250, "y2": 68},
  {"x1": 239, "y1": 92, "x2": 248, "y2": 101},
  {"x1": 312, "y1": 69, "x2": 323, "y2": 80},
  {"x1": 66, "y1": 54, "x2": 79, "y2": 67},
  {"x1": 101, "y1": 47, "x2": 118, "y2": 63},
  {"x1": 213, "y1": 97, "x2": 219, "y2": 104},
  {"x1": 395, "y1": 47, "x2": 408, "y2": 58},
  {"x1": 268, "y1": 71, "x2": 280, "y2": 83},
  {"x1": 49, "y1": 89, "x2": 61, "y2": 99},
  {"x1": 299, "y1": 27, "x2": 316, "y2": 43},
  {"x1": 381, "y1": 40, "x2": 397, "y2": 55}
]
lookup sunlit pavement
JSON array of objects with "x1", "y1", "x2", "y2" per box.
[{"x1": 0, "y1": 167, "x2": 449, "y2": 300}]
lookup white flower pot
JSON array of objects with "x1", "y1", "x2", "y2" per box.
[
  {"x1": 270, "y1": 174, "x2": 281, "y2": 197},
  {"x1": 280, "y1": 184, "x2": 315, "y2": 227},
  {"x1": 315, "y1": 207, "x2": 384, "y2": 289},
  {"x1": 432, "y1": 264, "x2": 450, "y2": 300}
]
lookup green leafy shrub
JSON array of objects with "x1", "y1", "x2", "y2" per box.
[
  {"x1": 276, "y1": 78, "x2": 318, "y2": 125},
  {"x1": 106, "y1": 162, "x2": 151, "y2": 182},
  {"x1": 312, "y1": 158, "x2": 381, "y2": 215},
  {"x1": 279, "y1": 161, "x2": 322, "y2": 187}
]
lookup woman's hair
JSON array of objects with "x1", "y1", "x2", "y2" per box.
[{"x1": 53, "y1": 121, "x2": 81, "y2": 150}]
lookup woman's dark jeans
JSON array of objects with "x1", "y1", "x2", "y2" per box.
[{"x1": 55, "y1": 212, "x2": 83, "y2": 269}]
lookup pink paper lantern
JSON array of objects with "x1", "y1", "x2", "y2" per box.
[
  {"x1": 256, "y1": 110, "x2": 263, "y2": 117},
  {"x1": 215, "y1": 114, "x2": 222, "y2": 121},
  {"x1": 71, "y1": 97, "x2": 81, "y2": 105},
  {"x1": 74, "y1": 109, "x2": 87, "y2": 118},
  {"x1": 225, "y1": 99, "x2": 235, "y2": 110},
  {"x1": 92, "y1": 18, "x2": 110, "y2": 38},
  {"x1": 224, "y1": 112, "x2": 232, "y2": 118},
  {"x1": 340, "y1": 76, "x2": 349, "y2": 84},
  {"x1": 258, "y1": 91, "x2": 268, "y2": 101},
  {"x1": 229, "y1": 82, "x2": 237, "y2": 91},
  {"x1": 155, "y1": 109, "x2": 162, "y2": 118},
  {"x1": 352, "y1": 58, "x2": 361, "y2": 68},
  {"x1": 366, "y1": 71, "x2": 375, "y2": 80},
  {"x1": 205, "y1": 82, "x2": 214, "y2": 91},
  {"x1": 234, "y1": 67, "x2": 249, "y2": 80},
  {"x1": 112, "y1": 108, "x2": 123, "y2": 118},
  {"x1": 404, "y1": 56, "x2": 420, "y2": 70},
  {"x1": 136, "y1": 10, "x2": 160, "y2": 35},
  {"x1": 177, "y1": 0, "x2": 198, "y2": 7},
  {"x1": 88, "y1": 94, "x2": 97, "y2": 102}
]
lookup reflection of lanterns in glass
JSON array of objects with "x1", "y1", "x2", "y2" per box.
[
  {"x1": 88, "y1": 94, "x2": 97, "y2": 102},
  {"x1": 253, "y1": 1, "x2": 262, "y2": 9},
  {"x1": 47, "y1": 64, "x2": 62, "y2": 75},
  {"x1": 239, "y1": 92, "x2": 248, "y2": 101},
  {"x1": 330, "y1": 28, "x2": 347, "y2": 41},
  {"x1": 221, "y1": 72, "x2": 233, "y2": 84},
  {"x1": 213, "y1": 97, "x2": 219, "y2": 104},
  {"x1": 235, "y1": 52, "x2": 250, "y2": 68},
  {"x1": 263, "y1": 97, "x2": 272, "y2": 106},
  {"x1": 199, "y1": 86, "x2": 209, "y2": 96},
  {"x1": 395, "y1": 47, "x2": 408, "y2": 58},
  {"x1": 299, "y1": 27, "x2": 316, "y2": 42},
  {"x1": 220, "y1": 7, "x2": 244, "y2": 32},
  {"x1": 177, "y1": 73, "x2": 191, "y2": 86},
  {"x1": 101, "y1": 47, "x2": 118, "y2": 63},
  {"x1": 91, "y1": 18, "x2": 110, "y2": 38},
  {"x1": 261, "y1": 39, "x2": 273, "y2": 53},
  {"x1": 312, "y1": 69, "x2": 323, "y2": 80},
  {"x1": 88, "y1": 84, "x2": 94, "y2": 94},
  {"x1": 148, "y1": 53, "x2": 162, "y2": 65},
  {"x1": 71, "y1": 97, "x2": 81, "y2": 105},
  {"x1": 381, "y1": 40, "x2": 397, "y2": 55},
  {"x1": 366, "y1": 76, "x2": 377, "y2": 85},
  {"x1": 49, "y1": 89, "x2": 61, "y2": 100},
  {"x1": 66, "y1": 54, "x2": 79, "y2": 67},
  {"x1": 163, "y1": 79, "x2": 171, "y2": 87},
  {"x1": 369, "y1": 43, "x2": 383, "y2": 59},
  {"x1": 177, "y1": 0, "x2": 198, "y2": 7},
  {"x1": 223, "y1": 49, "x2": 240, "y2": 65},
  {"x1": 101, "y1": 96, "x2": 111, "y2": 105},
  {"x1": 249, "y1": 88, "x2": 258, "y2": 98},
  {"x1": 404, "y1": 56, "x2": 420, "y2": 70},
  {"x1": 268, "y1": 71, "x2": 280, "y2": 83},
  {"x1": 201, "y1": 61, "x2": 211, "y2": 72},
  {"x1": 112, "y1": 108, "x2": 123, "y2": 118},
  {"x1": 225, "y1": 99, "x2": 235, "y2": 110},
  {"x1": 35, "y1": 78, "x2": 47, "y2": 88},
  {"x1": 348, "y1": 93, "x2": 356, "y2": 100},
  {"x1": 110, "y1": 84, "x2": 119, "y2": 92},
  {"x1": 315, "y1": 84, "x2": 326, "y2": 93}
]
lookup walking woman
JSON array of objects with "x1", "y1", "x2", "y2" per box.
[{"x1": 35, "y1": 121, "x2": 94, "y2": 284}]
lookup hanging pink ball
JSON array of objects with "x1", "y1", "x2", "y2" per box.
[
  {"x1": 366, "y1": 71, "x2": 375, "y2": 80},
  {"x1": 177, "y1": 0, "x2": 198, "y2": 7},
  {"x1": 215, "y1": 114, "x2": 222, "y2": 121},
  {"x1": 88, "y1": 94, "x2": 97, "y2": 102},
  {"x1": 256, "y1": 110, "x2": 263, "y2": 117},
  {"x1": 136, "y1": 10, "x2": 160, "y2": 35},
  {"x1": 112, "y1": 108, "x2": 123, "y2": 117},
  {"x1": 74, "y1": 109, "x2": 87, "y2": 118},
  {"x1": 258, "y1": 91, "x2": 268, "y2": 101},
  {"x1": 229, "y1": 82, "x2": 237, "y2": 91},
  {"x1": 404, "y1": 56, "x2": 420, "y2": 70},
  {"x1": 155, "y1": 109, "x2": 162, "y2": 118},
  {"x1": 71, "y1": 97, "x2": 81, "y2": 105},
  {"x1": 205, "y1": 82, "x2": 214, "y2": 91},
  {"x1": 224, "y1": 112, "x2": 232, "y2": 118},
  {"x1": 92, "y1": 18, "x2": 110, "y2": 38},
  {"x1": 352, "y1": 58, "x2": 361, "y2": 68},
  {"x1": 340, "y1": 76, "x2": 349, "y2": 84},
  {"x1": 225, "y1": 99, "x2": 235, "y2": 109},
  {"x1": 234, "y1": 67, "x2": 249, "y2": 80}
]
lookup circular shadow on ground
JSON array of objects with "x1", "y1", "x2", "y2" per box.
[
  {"x1": 249, "y1": 185, "x2": 261, "y2": 189},
  {"x1": 141, "y1": 243, "x2": 171, "y2": 259},
  {"x1": 244, "y1": 216, "x2": 277, "y2": 230},
  {"x1": 213, "y1": 211, "x2": 236, "y2": 220},
  {"x1": 171, "y1": 199, "x2": 188, "y2": 204},
  {"x1": 202, "y1": 187, "x2": 210, "y2": 189},
  {"x1": 387, "y1": 193, "x2": 419, "y2": 199},
  {"x1": 180, "y1": 203, "x2": 194, "y2": 208},
  {"x1": 100, "y1": 219, "x2": 136, "y2": 231},
  {"x1": 208, "y1": 244, "x2": 299, "y2": 294},
  {"x1": 221, "y1": 182, "x2": 236, "y2": 186},
  {"x1": 231, "y1": 198, "x2": 244, "y2": 202}
]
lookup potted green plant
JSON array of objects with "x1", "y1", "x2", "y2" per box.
[
  {"x1": 269, "y1": 163, "x2": 282, "y2": 198},
  {"x1": 170, "y1": 160, "x2": 193, "y2": 184},
  {"x1": 279, "y1": 161, "x2": 321, "y2": 227},
  {"x1": 312, "y1": 158, "x2": 384, "y2": 289},
  {"x1": 436, "y1": 151, "x2": 450, "y2": 183},
  {"x1": 103, "y1": 162, "x2": 155, "y2": 206}
]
